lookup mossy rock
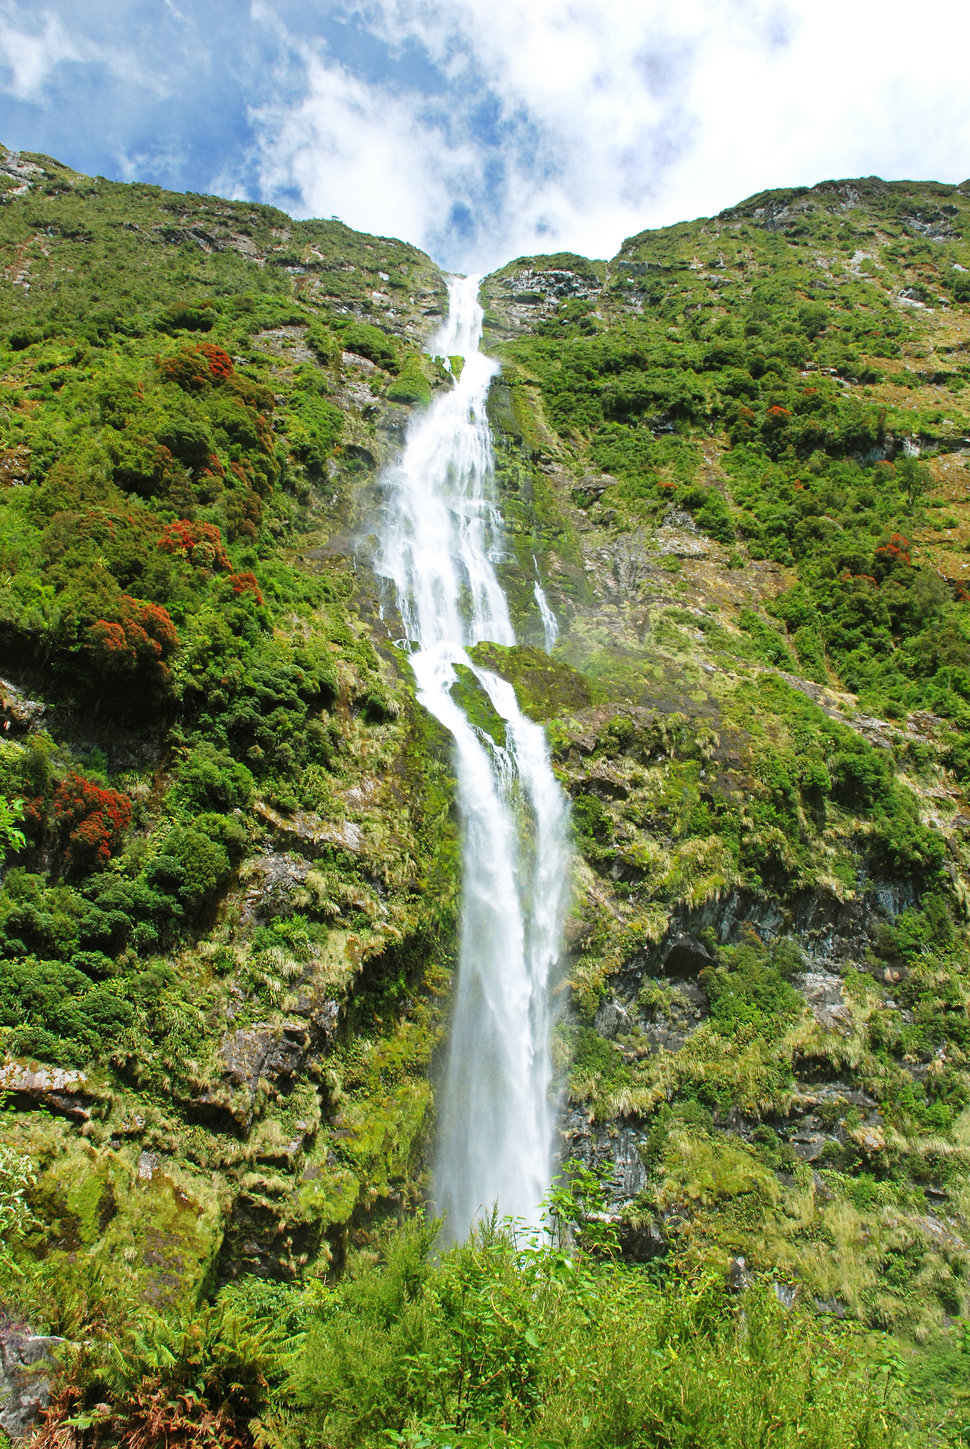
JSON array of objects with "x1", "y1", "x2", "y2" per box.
[
  {"x1": 387, "y1": 356, "x2": 432, "y2": 406},
  {"x1": 5, "y1": 1115, "x2": 222, "y2": 1310},
  {"x1": 466, "y1": 643, "x2": 595, "y2": 720},
  {"x1": 448, "y1": 663, "x2": 508, "y2": 746}
]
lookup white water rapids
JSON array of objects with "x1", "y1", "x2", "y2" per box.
[{"x1": 376, "y1": 274, "x2": 570, "y2": 1239}]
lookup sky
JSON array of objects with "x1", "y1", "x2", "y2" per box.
[{"x1": 0, "y1": 0, "x2": 968, "y2": 273}]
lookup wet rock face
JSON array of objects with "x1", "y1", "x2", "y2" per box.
[
  {"x1": 0, "y1": 677, "x2": 46, "y2": 735},
  {"x1": 221, "y1": 1021, "x2": 310, "y2": 1096},
  {"x1": 0, "y1": 1063, "x2": 96, "y2": 1123},
  {"x1": 0, "y1": 1321, "x2": 63, "y2": 1441},
  {"x1": 629, "y1": 883, "x2": 908, "y2": 983},
  {"x1": 192, "y1": 1012, "x2": 336, "y2": 1131},
  {"x1": 239, "y1": 852, "x2": 313, "y2": 924},
  {"x1": 561, "y1": 1112, "x2": 649, "y2": 1208},
  {"x1": 637, "y1": 979, "x2": 709, "y2": 1054},
  {"x1": 593, "y1": 997, "x2": 634, "y2": 1041},
  {"x1": 794, "y1": 970, "x2": 852, "y2": 1035},
  {"x1": 558, "y1": 874, "x2": 925, "y2": 1258}
]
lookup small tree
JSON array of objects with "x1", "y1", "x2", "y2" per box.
[{"x1": 0, "y1": 793, "x2": 26, "y2": 865}]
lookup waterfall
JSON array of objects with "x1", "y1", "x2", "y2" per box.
[
  {"x1": 533, "y1": 558, "x2": 560, "y2": 653},
  {"x1": 376, "y1": 274, "x2": 570, "y2": 1239}
]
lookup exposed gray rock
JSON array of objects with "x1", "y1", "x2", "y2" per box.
[
  {"x1": 0, "y1": 1321, "x2": 64, "y2": 1441},
  {"x1": 220, "y1": 1021, "x2": 310, "y2": 1095},
  {"x1": 789, "y1": 1130, "x2": 833, "y2": 1163},
  {"x1": 627, "y1": 882, "x2": 913, "y2": 983},
  {"x1": 486, "y1": 266, "x2": 602, "y2": 337},
  {"x1": 0, "y1": 677, "x2": 46, "y2": 735},
  {"x1": 615, "y1": 1216, "x2": 667, "y2": 1258},
  {"x1": 0, "y1": 1062, "x2": 95, "y2": 1122},
  {"x1": 192, "y1": 984, "x2": 345, "y2": 1135},
  {"x1": 138, "y1": 1150, "x2": 159, "y2": 1181},
  {"x1": 654, "y1": 519, "x2": 712, "y2": 560},
  {"x1": 594, "y1": 997, "x2": 633, "y2": 1041},
  {"x1": 638, "y1": 978, "x2": 708, "y2": 1053},
  {"x1": 239, "y1": 851, "x2": 312, "y2": 923},
  {"x1": 794, "y1": 970, "x2": 853, "y2": 1035},
  {"x1": 728, "y1": 1256, "x2": 752, "y2": 1291},
  {"x1": 251, "y1": 804, "x2": 369, "y2": 864},
  {"x1": 560, "y1": 1115, "x2": 648, "y2": 1209}
]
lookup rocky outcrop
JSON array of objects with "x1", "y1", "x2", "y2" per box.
[
  {"x1": 0, "y1": 677, "x2": 46, "y2": 735},
  {"x1": 0, "y1": 1062, "x2": 98, "y2": 1123},
  {"x1": 482, "y1": 258, "x2": 602, "y2": 337},
  {"x1": 0, "y1": 1321, "x2": 63, "y2": 1441}
]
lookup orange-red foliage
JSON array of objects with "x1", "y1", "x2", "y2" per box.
[
  {"x1": 89, "y1": 595, "x2": 179, "y2": 677},
  {"x1": 158, "y1": 519, "x2": 231, "y2": 572},
  {"x1": 195, "y1": 341, "x2": 234, "y2": 379},
  {"x1": 875, "y1": 532, "x2": 912, "y2": 566},
  {"x1": 52, "y1": 772, "x2": 132, "y2": 871},
  {"x1": 229, "y1": 571, "x2": 264, "y2": 605},
  {"x1": 158, "y1": 341, "x2": 235, "y2": 391},
  {"x1": 33, "y1": 1382, "x2": 250, "y2": 1449}
]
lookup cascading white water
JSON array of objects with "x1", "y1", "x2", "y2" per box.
[
  {"x1": 376, "y1": 274, "x2": 570, "y2": 1239},
  {"x1": 533, "y1": 558, "x2": 560, "y2": 654}
]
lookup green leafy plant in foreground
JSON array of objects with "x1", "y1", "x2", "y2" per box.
[
  {"x1": 288, "y1": 1212, "x2": 912, "y2": 1449},
  {"x1": 0, "y1": 793, "x2": 26, "y2": 863},
  {"x1": 32, "y1": 1302, "x2": 297, "y2": 1449},
  {"x1": 14, "y1": 1162, "x2": 963, "y2": 1449}
]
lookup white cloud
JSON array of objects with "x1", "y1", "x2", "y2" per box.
[
  {"x1": 2, "y1": 1, "x2": 967, "y2": 269},
  {"x1": 0, "y1": 10, "x2": 81, "y2": 100},
  {"x1": 250, "y1": 56, "x2": 476, "y2": 248},
  {"x1": 0, "y1": 5, "x2": 159, "y2": 109},
  {"x1": 248, "y1": 0, "x2": 970, "y2": 269}
]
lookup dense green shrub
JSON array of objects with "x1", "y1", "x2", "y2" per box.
[
  {"x1": 290, "y1": 1217, "x2": 909, "y2": 1449},
  {"x1": 701, "y1": 933, "x2": 803, "y2": 1034},
  {"x1": 387, "y1": 356, "x2": 432, "y2": 406},
  {"x1": 339, "y1": 321, "x2": 398, "y2": 369}
]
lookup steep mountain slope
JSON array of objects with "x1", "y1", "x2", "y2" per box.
[
  {"x1": 0, "y1": 147, "x2": 969, "y2": 1382},
  {"x1": 479, "y1": 176, "x2": 970, "y2": 1335},
  {"x1": 0, "y1": 144, "x2": 455, "y2": 1296}
]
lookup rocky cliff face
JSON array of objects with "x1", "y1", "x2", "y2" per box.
[
  {"x1": 478, "y1": 176, "x2": 970, "y2": 1335},
  {"x1": 1, "y1": 156, "x2": 969, "y2": 1348}
]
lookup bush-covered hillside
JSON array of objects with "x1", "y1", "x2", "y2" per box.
[
  {"x1": 2, "y1": 151, "x2": 970, "y2": 1445},
  {"x1": 476, "y1": 176, "x2": 970, "y2": 1359},
  {"x1": 0, "y1": 143, "x2": 456, "y2": 1313}
]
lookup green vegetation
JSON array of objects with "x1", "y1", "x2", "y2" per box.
[
  {"x1": 5, "y1": 1182, "x2": 966, "y2": 1447},
  {"x1": 484, "y1": 177, "x2": 970, "y2": 739},
  {"x1": 0, "y1": 146, "x2": 457, "y2": 1329},
  {"x1": 480, "y1": 177, "x2": 970, "y2": 1360},
  {"x1": 2, "y1": 150, "x2": 970, "y2": 1445}
]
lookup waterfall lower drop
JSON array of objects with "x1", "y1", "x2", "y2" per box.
[{"x1": 376, "y1": 275, "x2": 570, "y2": 1240}]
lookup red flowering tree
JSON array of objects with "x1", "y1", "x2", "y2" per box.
[
  {"x1": 228, "y1": 571, "x2": 265, "y2": 605},
  {"x1": 52, "y1": 773, "x2": 132, "y2": 872},
  {"x1": 158, "y1": 519, "x2": 231, "y2": 572},
  {"x1": 195, "y1": 342, "x2": 234, "y2": 379},
  {"x1": 874, "y1": 532, "x2": 913, "y2": 577},
  {"x1": 158, "y1": 342, "x2": 235, "y2": 391},
  {"x1": 88, "y1": 595, "x2": 179, "y2": 681}
]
